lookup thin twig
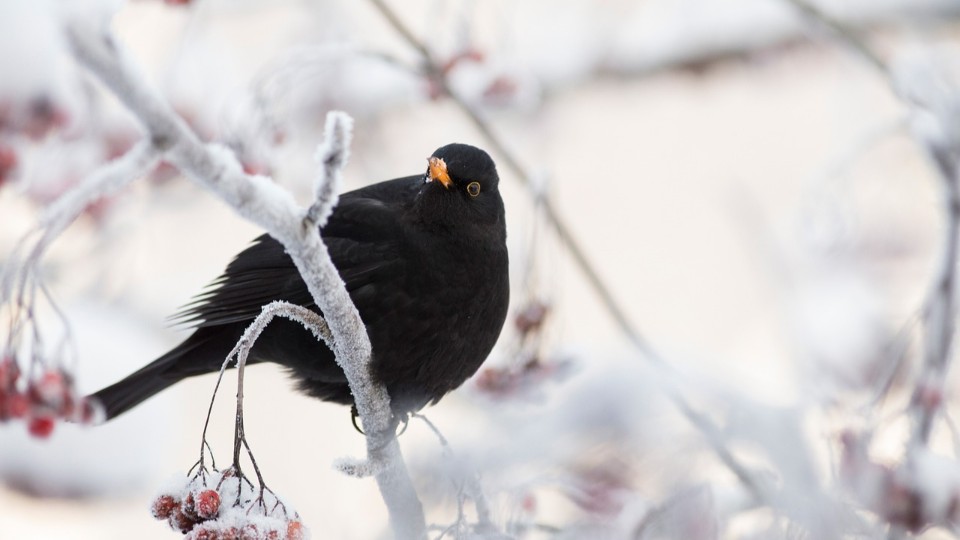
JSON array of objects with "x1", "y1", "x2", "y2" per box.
[{"x1": 912, "y1": 145, "x2": 960, "y2": 445}]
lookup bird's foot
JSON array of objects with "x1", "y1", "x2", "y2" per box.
[{"x1": 349, "y1": 406, "x2": 410, "y2": 438}]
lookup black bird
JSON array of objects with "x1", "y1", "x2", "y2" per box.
[{"x1": 91, "y1": 143, "x2": 509, "y2": 421}]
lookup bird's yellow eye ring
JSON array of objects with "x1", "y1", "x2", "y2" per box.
[{"x1": 467, "y1": 181, "x2": 481, "y2": 197}]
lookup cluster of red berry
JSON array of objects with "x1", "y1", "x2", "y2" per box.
[
  {"x1": 0, "y1": 96, "x2": 69, "y2": 188},
  {"x1": 0, "y1": 355, "x2": 101, "y2": 438},
  {"x1": 151, "y1": 469, "x2": 307, "y2": 539}
]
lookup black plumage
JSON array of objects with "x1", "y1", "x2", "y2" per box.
[{"x1": 91, "y1": 143, "x2": 509, "y2": 420}]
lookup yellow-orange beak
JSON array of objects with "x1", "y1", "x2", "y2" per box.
[{"x1": 427, "y1": 156, "x2": 453, "y2": 189}]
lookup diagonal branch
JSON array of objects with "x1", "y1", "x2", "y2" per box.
[
  {"x1": 62, "y1": 13, "x2": 425, "y2": 540},
  {"x1": 781, "y1": 0, "x2": 889, "y2": 74}
]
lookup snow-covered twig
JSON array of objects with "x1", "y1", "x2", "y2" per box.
[
  {"x1": 787, "y1": 2, "x2": 960, "y2": 531},
  {"x1": 895, "y1": 51, "x2": 960, "y2": 447},
  {"x1": 61, "y1": 13, "x2": 425, "y2": 540},
  {"x1": 0, "y1": 138, "x2": 159, "y2": 384},
  {"x1": 912, "y1": 147, "x2": 960, "y2": 445},
  {"x1": 305, "y1": 114, "x2": 350, "y2": 229},
  {"x1": 789, "y1": 0, "x2": 960, "y2": 452},
  {"x1": 413, "y1": 413, "x2": 497, "y2": 535}
]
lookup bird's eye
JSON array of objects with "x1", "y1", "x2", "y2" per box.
[{"x1": 467, "y1": 181, "x2": 481, "y2": 197}]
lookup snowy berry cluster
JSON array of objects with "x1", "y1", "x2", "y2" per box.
[
  {"x1": 152, "y1": 468, "x2": 308, "y2": 539},
  {"x1": 0, "y1": 355, "x2": 102, "y2": 438}
]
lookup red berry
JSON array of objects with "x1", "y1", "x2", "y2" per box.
[
  {"x1": 0, "y1": 144, "x2": 17, "y2": 185},
  {"x1": 195, "y1": 489, "x2": 220, "y2": 520},
  {"x1": 151, "y1": 495, "x2": 179, "y2": 520},
  {"x1": 286, "y1": 520, "x2": 305, "y2": 540},
  {"x1": 521, "y1": 493, "x2": 537, "y2": 513},
  {"x1": 168, "y1": 505, "x2": 197, "y2": 533},
  {"x1": 7, "y1": 392, "x2": 29, "y2": 418},
  {"x1": 239, "y1": 524, "x2": 259, "y2": 539},
  {"x1": 182, "y1": 492, "x2": 200, "y2": 521},
  {"x1": 27, "y1": 416, "x2": 55, "y2": 438},
  {"x1": 21, "y1": 96, "x2": 68, "y2": 140},
  {"x1": 0, "y1": 356, "x2": 19, "y2": 389},
  {"x1": 188, "y1": 525, "x2": 219, "y2": 540},
  {"x1": 35, "y1": 370, "x2": 66, "y2": 404}
]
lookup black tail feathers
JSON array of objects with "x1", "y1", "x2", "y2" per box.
[
  {"x1": 90, "y1": 361, "x2": 178, "y2": 420},
  {"x1": 88, "y1": 327, "x2": 241, "y2": 421}
]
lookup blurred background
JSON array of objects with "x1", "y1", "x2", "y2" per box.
[{"x1": 1, "y1": 0, "x2": 960, "y2": 538}]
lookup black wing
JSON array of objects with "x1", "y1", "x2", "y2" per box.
[{"x1": 172, "y1": 176, "x2": 419, "y2": 328}]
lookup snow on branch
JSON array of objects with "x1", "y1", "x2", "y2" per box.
[
  {"x1": 58, "y1": 11, "x2": 425, "y2": 540},
  {"x1": 305, "y1": 112, "x2": 351, "y2": 229},
  {"x1": 3, "y1": 139, "x2": 158, "y2": 306},
  {"x1": 892, "y1": 47, "x2": 960, "y2": 447}
]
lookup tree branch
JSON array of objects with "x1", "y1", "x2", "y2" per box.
[{"x1": 61, "y1": 12, "x2": 425, "y2": 540}]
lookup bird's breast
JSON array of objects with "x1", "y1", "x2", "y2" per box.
[{"x1": 365, "y1": 231, "x2": 509, "y2": 413}]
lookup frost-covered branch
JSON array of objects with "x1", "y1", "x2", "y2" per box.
[
  {"x1": 783, "y1": 2, "x2": 960, "y2": 531},
  {"x1": 2, "y1": 139, "x2": 158, "y2": 306},
  {"x1": 59, "y1": 11, "x2": 425, "y2": 540},
  {"x1": 305, "y1": 116, "x2": 350, "y2": 230},
  {"x1": 0, "y1": 137, "x2": 159, "y2": 420},
  {"x1": 894, "y1": 50, "x2": 960, "y2": 448}
]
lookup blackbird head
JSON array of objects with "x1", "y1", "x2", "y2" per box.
[{"x1": 417, "y1": 143, "x2": 503, "y2": 231}]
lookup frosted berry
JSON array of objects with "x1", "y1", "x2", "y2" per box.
[
  {"x1": 27, "y1": 416, "x2": 55, "y2": 438},
  {"x1": 286, "y1": 520, "x2": 305, "y2": 540},
  {"x1": 182, "y1": 492, "x2": 200, "y2": 521},
  {"x1": 187, "y1": 525, "x2": 218, "y2": 540},
  {"x1": 0, "y1": 356, "x2": 18, "y2": 388},
  {"x1": 168, "y1": 505, "x2": 197, "y2": 533},
  {"x1": 195, "y1": 489, "x2": 220, "y2": 520},
  {"x1": 34, "y1": 370, "x2": 67, "y2": 405},
  {"x1": 239, "y1": 524, "x2": 259, "y2": 539},
  {"x1": 151, "y1": 495, "x2": 179, "y2": 520}
]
